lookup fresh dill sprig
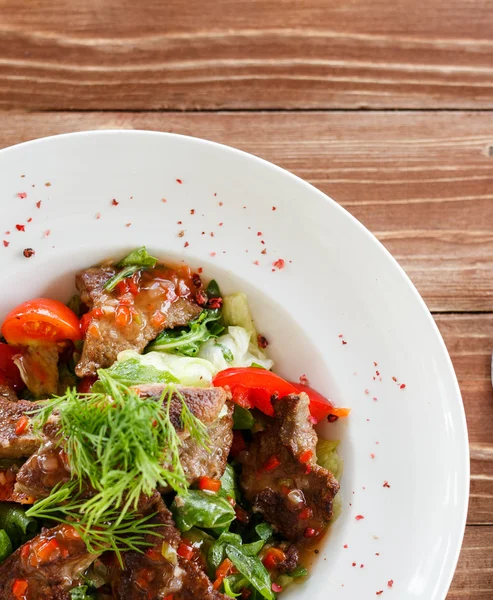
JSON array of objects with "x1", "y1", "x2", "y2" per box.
[
  {"x1": 26, "y1": 483, "x2": 160, "y2": 565},
  {"x1": 28, "y1": 372, "x2": 210, "y2": 554}
]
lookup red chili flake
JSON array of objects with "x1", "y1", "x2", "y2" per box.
[
  {"x1": 218, "y1": 222, "x2": 223, "y2": 226},
  {"x1": 342, "y1": 340, "x2": 347, "y2": 345},
  {"x1": 197, "y1": 267, "x2": 203, "y2": 274},
  {"x1": 5, "y1": 231, "x2": 10, "y2": 235},
  {"x1": 260, "y1": 240, "x2": 265, "y2": 245},
  {"x1": 178, "y1": 230, "x2": 185, "y2": 238},
  {"x1": 343, "y1": 544, "x2": 348, "y2": 549},
  {"x1": 271, "y1": 583, "x2": 282, "y2": 593},
  {"x1": 392, "y1": 376, "x2": 397, "y2": 382},
  {"x1": 190, "y1": 209, "x2": 195, "y2": 215},
  {"x1": 355, "y1": 515, "x2": 365, "y2": 521},
  {"x1": 388, "y1": 580, "x2": 393, "y2": 588},
  {"x1": 376, "y1": 592, "x2": 383, "y2": 596},
  {"x1": 44, "y1": 230, "x2": 51, "y2": 237},
  {"x1": 375, "y1": 553, "x2": 380, "y2": 556},
  {"x1": 257, "y1": 334, "x2": 268, "y2": 349},
  {"x1": 272, "y1": 258, "x2": 285, "y2": 270},
  {"x1": 243, "y1": 206, "x2": 246, "y2": 209},
  {"x1": 16, "y1": 224, "x2": 25, "y2": 231},
  {"x1": 257, "y1": 232, "x2": 262, "y2": 236},
  {"x1": 253, "y1": 260, "x2": 259, "y2": 265},
  {"x1": 192, "y1": 274, "x2": 202, "y2": 288},
  {"x1": 219, "y1": 201, "x2": 223, "y2": 206},
  {"x1": 3, "y1": 240, "x2": 9, "y2": 247},
  {"x1": 261, "y1": 249, "x2": 267, "y2": 255},
  {"x1": 18, "y1": 192, "x2": 27, "y2": 199},
  {"x1": 303, "y1": 528, "x2": 316, "y2": 538},
  {"x1": 195, "y1": 291, "x2": 208, "y2": 306},
  {"x1": 373, "y1": 397, "x2": 378, "y2": 401},
  {"x1": 184, "y1": 241, "x2": 189, "y2": 248},
  {"x1": 176, "y1": 179, "x2": 182, "y2": 184},
  {"x1": 27, "y1": 218, "x2": 32, "y2": 223},
  {"x1": 352, "y1": 562, "x2": 356, "y2": 567},
  {"x1": 45, "y1": 182, "x2": 51, "y2": 187},
  {"x1": 327, "y1": 414, "x2": 339, "y2": 423},
  {"x1": 374, "y1": 361, "x2": 378, "y2": 366},
  {"x1": 383, "y1": 481, "x2": 390, "y2": 488},
  {"x1": 400, "y1": 383, "x2": 406, "y2": 389},
  {"x1": 125, "y1": 223, "x2": 132, "y2": 228},
  {"x1": 95, "y1": 212, "x2": 102, "y2": 220},
  {"x1": 23, "y1": 248, "x2": 35, "y2": 258},
  {"x1": 360, "y1": 564, "x2": 364, "y2": 568},
  {"x1": 162, "y1": 198, "x2": 167, "y2": 203},
  {"x1": 272, "y1": 206, "x2": 277, "y2": 211},
  {"x1": 36, "y1": 200, "x2": 42, "y2": 209},
  {"x1": 299, "y1": 373, "x2": 309, "y2": 386},
  {"x1": 371, "y1": 453, "x2": 375, "y2": 459},
  {"x1": 210, "y1": 232, "x2": 215, "y2": 237},
  {"x1": 338, "y1": 334, "x2": 343, "y2": 338},
  {"x1": 376, "y1": 370, "x2": 380, "y2": 376},
  {"x1": 210, "y1": 252, "x2": 216, "y2": 257},
  {"x1": 177, "y1": 221, "x2": 182, "y2": 225},
  {"x1": 111, "y1": 199, "x2": 119, "y2": 206},
  {"x1": 364, "y1": 389, "x2": 369, "y2": 395}
]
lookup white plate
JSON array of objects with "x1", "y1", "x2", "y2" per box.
[{"x1": 0, "y1": 131, "x2": 469, "y2": 599}]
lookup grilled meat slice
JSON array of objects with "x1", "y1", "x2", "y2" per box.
[
  {"x1": 0, "y1": 524, "x2": 99, "y2": 599},
  {"x1": 0, "y1": 384, "x2": 18, "y2": 402},
  {"x1": 14, "y1": 443, "x2": 70, "y2": 501},
  {"x1": 75, "y1": 266, "x2": 201, "y2": 377},
  {"x1": 112, "y1": 498, "x2": 226, "y2": 600},
  {"x1": 179, "y1": 402, "x2": 234, "y2": 485},
  {"x1": 0, "y1": 398, "x2": 41, "y2": 459},
  {"x1": 136, "y1": 385, "x2": 231, "y2": 436},
  {"x1": 239, "y1": 393, "x2": 339, "y2": 542}
]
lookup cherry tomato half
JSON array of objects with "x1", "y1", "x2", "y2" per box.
[{"x1": 1, "y1": 298, "x2": 81, "y2": 345}]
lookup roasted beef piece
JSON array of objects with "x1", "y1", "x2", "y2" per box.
[
  {"x1": 0, "y1": 524, "x2": 99, "y2": 599},
  {"x1": 14, "y1": 442, "x2": 70, "y2": 501},
  {"x1": 239, "y1": 393, "x2": 339, "y2": 542},
  {"x1": 0, "y1": 398, "x2": 42, "y2": 459},
  {"x1": 75, "y1": 266, "x2": 202, "y2": 377},
  {"x1": 112, "y1": 498, "x2": 227, "y2": 600},
  {"x1": 179, "y1": 402, "x2": 234, "y2": 486},
  {"x1": 0, "y1": 384, "x2": 18, "y2": 402}
]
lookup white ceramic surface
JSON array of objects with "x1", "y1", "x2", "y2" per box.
[{"x1": 0, "y1": 131, "x2": 469, "y2": 599}]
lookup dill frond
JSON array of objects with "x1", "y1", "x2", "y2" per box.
[{"x1": 27, "y1": 373, "x2": 210, "y2": 555}]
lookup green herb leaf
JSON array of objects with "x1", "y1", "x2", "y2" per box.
[
  {"x1": 208, "y1": 532, "x2": 243, "y2": 573},
  {"x1": 70, "y1": 585, "x2": 96, "y2": 600},
  {"x1": 0, "y1": 530, "x2": 12, "y2": 563},
  {"x1": 0, "y1": 503, "x2": 38, "y2": 547},
  {"x1": 233, "y1": 405, "x2": 255, "y2": 430},
  {"x1": 95, "y1": 358, "x2": 178, "y2": 388},
  {"x1": 146, "y1": 310, "x2": 222, "y2": 356},
  {"x1": 171, "y1": 491, "x2": 235, "y2": 532},
  {"x1": 255, "y1": 522, "x2": 274, "y2": 542},
  {"x1": 104, "y1": 247, "x2": 158, "y2": 292},
  {"x1": 289, "y1": 565, "x2": 308, "y2": 578},
  {"x1": 206, "y1": 279, "x2": 222, "y2": 298},
  {"x1": 217, "y1": 464, "x2": 238, "y2": 503},
  {"x1": 117, "y1": 246, "x2": 158, "y2": 268},
  {"x1": 226, "y1": 545, "x2": 274, "y2": 600}
]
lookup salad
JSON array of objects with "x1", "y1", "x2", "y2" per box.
[{"x1": 0, "y1": 247, "x2": 348, "y2": 600}]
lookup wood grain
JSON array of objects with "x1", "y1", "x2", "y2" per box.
[
  {"x1": 0, "y1": 111, "x2": 492, "y2": 311},
  {"x1": 0, "y1": 0, "x2": 493, "y2": 110},
  {"x1": 435, "y1": 314, "x2": 493, "y2": 525},
  {"x1": 449, "y1": 527, "x2": 493, "y2": 599}
]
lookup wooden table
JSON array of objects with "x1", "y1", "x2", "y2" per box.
[{"x1": 1, "y1": 1, "x2": 492, "y2": 596}]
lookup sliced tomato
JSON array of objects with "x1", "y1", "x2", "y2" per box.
[
  {"x1": 213, "y1": 367, "x2": 297, "y2": 416},
  {"x1": 290, "y1": 382, "x2": 351, "y2": 422},
  {"x1": 0, "y1": 343, "x2": 25, "y2": 390},
  {"x1": 1, "y1": 298, "x2": 81, "y2": 345}
]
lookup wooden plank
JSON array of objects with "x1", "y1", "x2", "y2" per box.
[
  {"x1": 0, "y1": 0, "x2": 493, "y2": 109},
  {"x1": 435, "y1": 314, "x2": 493, "y2": 525},
  {"x1": 1, "y1": 111, "x2": 493, "y2": 310},
  {"x1": 449, "y1": 526, "x2": 493, "y2": 599}
]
